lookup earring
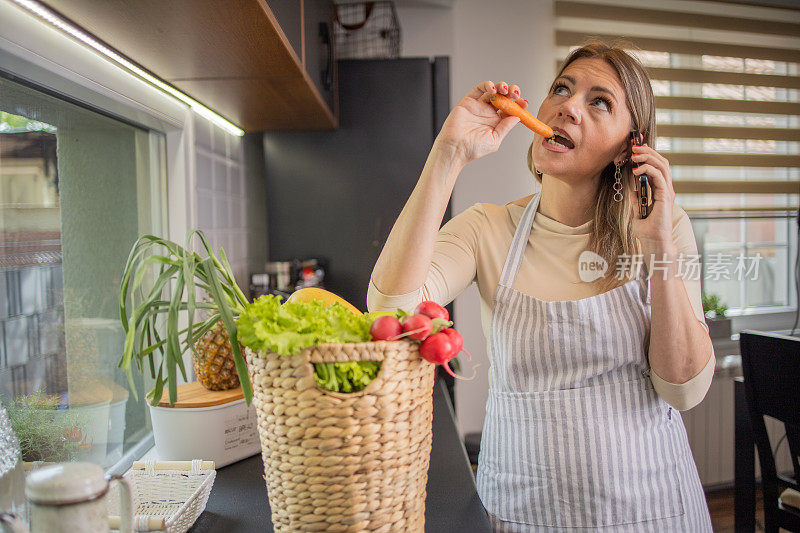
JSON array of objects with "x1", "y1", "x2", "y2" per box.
[
  {"x1": 613, "y1": 160, "x2": 623, "y2": 202},
  {"x1": 535, "y1": 167, "x2": 543, "y2": 178}
]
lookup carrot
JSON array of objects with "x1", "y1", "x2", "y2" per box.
[{"x1": 490, "y1": 94, "x2": 554, "y2": 139}]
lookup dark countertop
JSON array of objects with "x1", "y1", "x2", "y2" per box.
[{"x1": 190, "y1": 378, "x2": 491, "y2": 532}]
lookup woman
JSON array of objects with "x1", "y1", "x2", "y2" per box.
[{"x1": 368, "y1": 41, "x2": 715, "y2": 531}]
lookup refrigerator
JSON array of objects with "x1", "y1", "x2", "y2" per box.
[{"x1": 262, "y1": 57, "x2": 452, "y2": 314}]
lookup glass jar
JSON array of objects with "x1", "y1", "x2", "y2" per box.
[{"x1": 0, "y1": 400, "x2": 28, "y2": 526}]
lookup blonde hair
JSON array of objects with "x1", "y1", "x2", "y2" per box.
[{"x1": 526, "y1": 38, "x2": 656, "y2": 292}]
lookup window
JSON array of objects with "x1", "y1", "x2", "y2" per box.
[
  {"x1": 0, "y1": 75, "x2": 166, "y2": 467},
  {"x1": 554, "y1": 0, "x2": 799, "y2": 315}
]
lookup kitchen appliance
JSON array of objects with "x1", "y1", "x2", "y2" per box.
[{"x1": 250, "y1": 258, "x2": 327, "y2": 301}]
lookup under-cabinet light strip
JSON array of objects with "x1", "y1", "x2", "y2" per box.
[{"x1": 10, "y1": 0, "x2": 245, "y2": 136}]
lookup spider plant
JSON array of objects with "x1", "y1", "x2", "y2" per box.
[{"x1": 118, "y1": 229, "x2": 252, "y2": 406}]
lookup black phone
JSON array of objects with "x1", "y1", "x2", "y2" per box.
[{"x1": 630, "y1": 130, "x2": 652, "y2": 219}]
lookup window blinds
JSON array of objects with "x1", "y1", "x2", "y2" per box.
[{"x1": 554, "y1": 0, "x2": 799, "y2": 215}]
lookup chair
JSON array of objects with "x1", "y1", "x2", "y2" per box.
[{"x1": 740, "y1": 330, "x2": 800, "y2": 533}]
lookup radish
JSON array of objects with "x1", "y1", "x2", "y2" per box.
[
  {"x1": 440, "y1": 328, "x2": 472, "y2": 361},
  {"x1": 369, "y1": 315, "x2": 402, "y2": 341},
  {"x1": 420, "y1": 332, "x2": 474, "y2": 380},
  {"x1": 420, "y1": 332, "x2": 453, "y2": 365},
  {"x1": 399, "y1": 314, "x2": 433, "y2": 341},
  {"x1": 414, "y1": 301, "x2": 449, "y2": 321}
]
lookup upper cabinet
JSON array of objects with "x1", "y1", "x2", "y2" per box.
[
  {"x1": 41, "y1": 0, "x2": 338, "y2": 131},
  {"x1": 269, "y1": 0, "x2": 338, "y2": 120}
]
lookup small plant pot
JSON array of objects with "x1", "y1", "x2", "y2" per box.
[{"x1": 706, "y1": 317, "x2": 732, "y2": 339}]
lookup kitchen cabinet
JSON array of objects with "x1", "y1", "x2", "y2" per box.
[
  {"x1": 268, "y1": 0, "x2": 337, "y2": 115},
  {"x1": 40, "y1": 0, "x2": 337, "y2": 130},
  {"x1": 304, "y1": 0, "x2": 338, "y2": 115}
]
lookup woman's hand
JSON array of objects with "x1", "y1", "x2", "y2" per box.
[
  {"x1": 434, "y1": 80, "x2": 528, "y2": 166},
  {"x1": 629, "y1": 143, "x2": 677, "y2": 254}
]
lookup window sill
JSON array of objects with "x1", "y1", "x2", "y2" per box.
[{"x1": 105, "y1": 432, "x2": 154, "y2": 477}]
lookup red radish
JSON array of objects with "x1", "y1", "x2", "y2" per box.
[
  {"x1": 420, "y1": 332, "x2": 453, "y2": 365},
  {"x1": 369, "y1": 315, "x2": 402, "y2": 341},
  {"x1": 414, "y1": 301, "x2": 449, "y2": 321},
  {"x1": 440, "y1": 328, "x2": 471, "y2": 361},
  {"x1": 420, "y1": 332, "x2": 474, "y2": 380},
  {"x1": 400, "y1": 314, "x2": 432, "y2": 341}
]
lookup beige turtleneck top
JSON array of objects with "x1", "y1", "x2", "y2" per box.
[{"x1": 367, "y1": 193, "x2": 715, "y2": 411}]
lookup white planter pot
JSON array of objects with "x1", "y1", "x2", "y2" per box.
[
  {"x1": 68, "y1": 398, "x2": 111, "y2": 466},
  {"x1": 103, "y1": 397, "x2": 128, "y2": 467},
  {"x1": 148, "y1": 398, "x2": 260, "y2": 467}
]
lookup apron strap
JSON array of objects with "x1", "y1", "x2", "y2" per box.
[
  {"x1": 498, "y1": 191, "x2": 541, "y2": 288},
  {"x1": 498, "y1": 191, "x2": 652, "y2": 305}
]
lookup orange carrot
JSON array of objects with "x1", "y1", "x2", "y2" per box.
[{"x1": 490, "y1": 94, "x2": 554, "y2": 139}]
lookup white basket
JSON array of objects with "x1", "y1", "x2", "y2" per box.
[{"x1": 107, "y1": 459, "x2": 216, "y2": 533}]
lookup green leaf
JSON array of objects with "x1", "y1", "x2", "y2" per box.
[
  {"x1": 431, "y1": 318, "x2": 454, "y2": 334},
  {"x1": 119, "y1": 237, "x2": 158, "y2": 332},
  {"x1": 166, "y1": 269, "x2": 185, "y2": 405},
  {"x1": 148, "y1": 362, "x2": 165, "y2": 407},
  {"x1": 145, "y1": 320, "x2": 156, "y2": 378},
  {"x1": 204, "y1": 257, "x2": 253, "y2": 404},
  {"x1": 217, "y1": 247, "x2": 249, "y2": 308}
]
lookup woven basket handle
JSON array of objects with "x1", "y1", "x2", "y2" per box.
[
  {"x1": 301, "y1": 340, "x2": 417, "y2": 397},
  {"x1": 305, "y1": 340, "x2": 401, "y2": 364},
  {"x1": 334, "y1": 2, "x2": 375, "y2": 31}
]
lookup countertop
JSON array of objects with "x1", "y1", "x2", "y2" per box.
[{"x1": 189, "y1": 378, "x2": 491, "y2": 532}]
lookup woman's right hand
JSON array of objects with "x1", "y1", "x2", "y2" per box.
[{"x1": 434, "y1": 80, "x2": 529, "y2": 165}]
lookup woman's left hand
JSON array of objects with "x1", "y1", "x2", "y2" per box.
[{"x1": 629, "y1": 143, "x2": 676, "y2": 254}]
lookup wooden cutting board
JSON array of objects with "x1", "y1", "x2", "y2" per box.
[{"x1": 157, "y1": 381, "x2": 244, "y2": 408}]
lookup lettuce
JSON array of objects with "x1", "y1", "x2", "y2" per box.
[
  {"x1": 238, "y1": 294, "x2": 384, "y2": 392},
  {"x1": 314, "y1": 361, "x2": 381, "y2": 393}
]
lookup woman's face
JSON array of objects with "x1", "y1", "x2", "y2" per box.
[{"x1": 532, "y1": 57, "x2": 634, "y2": 184}]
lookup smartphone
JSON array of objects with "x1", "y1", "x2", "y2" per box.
[{"x1": 630, "y1": 130, "x2": 652, "y2": 219}]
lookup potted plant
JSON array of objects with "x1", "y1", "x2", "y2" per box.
[
  {"x1": 4, "y1": 389, "x2": 90, "y2": 464},
  {"x1": 703, "y1": 292, "x2": 731, "y2": 339},
  {"x1": 118, "y1": 230, "x2": 252, "y2": 406},
  {"x1": 117, "y1": 230, "x2": 268, "y2": 465}
]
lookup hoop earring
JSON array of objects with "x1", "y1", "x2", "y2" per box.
[
  {"x1": 533, "y1": 164, "x2": 542, "y2": 178},
  {"x1": 612, "y1": 160, "x2": 623, "y2": 202}
]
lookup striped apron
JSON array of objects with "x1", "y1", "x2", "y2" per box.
[{"x1": 475, "y1": 192, "x2": 712, "y2": 532}]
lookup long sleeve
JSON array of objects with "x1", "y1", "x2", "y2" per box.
[
  {"x1": 366, "y1": 204, "x2": 485, "y2": 313},
  {"x1": 648, "y1": 204, "x2": 716, "y2": 411},
  {"x1": 650, "y1": 352, "x2": 715, "y2": 411}
]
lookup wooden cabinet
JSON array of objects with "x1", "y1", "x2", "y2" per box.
[
  {"x1": 41, "y1": 0, "x2": 338, "y2": 131},
  {"x1": 303, "y1": 0, "x2": 337, "y2": 116},
  {"x1": 269, "y1": 0, "x2": 337, "y2": 120}
]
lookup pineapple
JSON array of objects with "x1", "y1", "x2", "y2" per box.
[{"x1": 192, "y1": 320, "x2": 241, "y2": 391}]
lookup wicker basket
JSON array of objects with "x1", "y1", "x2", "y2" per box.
[
  {"x1": 107, "y1": 459, "x2": 215, "y2": 533},
  {"x1": 333, "y1": 1, "x2": 400, "y2": 59},
  {"x1": 245, "y1": 340, "x2": 436, "y2": 532}
]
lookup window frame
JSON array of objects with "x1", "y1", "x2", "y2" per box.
[{"x1": 0, "y1": 0, "x2": 202, "y2": 475}]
